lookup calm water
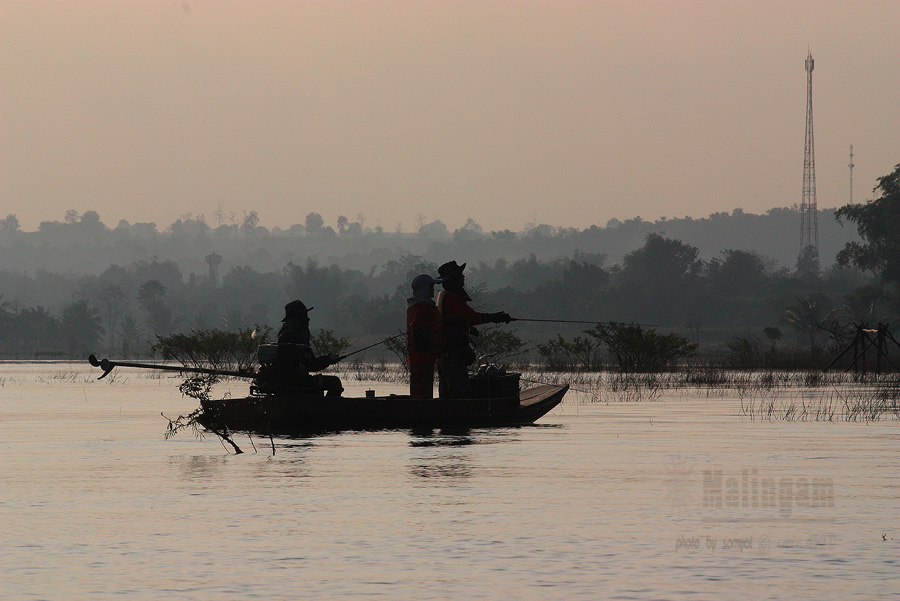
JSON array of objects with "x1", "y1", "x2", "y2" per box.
[{"x1": 1, "y1": 363, "x2": 897, "y2": 600}]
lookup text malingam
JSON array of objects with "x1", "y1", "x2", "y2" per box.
[{"x1": 702, "y1": 468, "x2": 834, "y2": 517}]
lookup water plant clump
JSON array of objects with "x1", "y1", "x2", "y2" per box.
[
  {"x1": 739, "y1": 380, "x2": 900, "y2": 422},
  {"x1": 152, "y1": 327, "x2": 271, "y2": 374},
  {"x1": 517, "y1": 363, "x2": 900, "y2": 420},
  {"x1": 342, "y1": 359, "x2": 408, "y2": 384},
  {"x1": 151, "y1": 326, "x2": 271, "y2": 400}
]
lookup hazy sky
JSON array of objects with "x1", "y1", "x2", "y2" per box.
[{"x1": 2, "y1": 1, "x2": 898, "y2": 233}]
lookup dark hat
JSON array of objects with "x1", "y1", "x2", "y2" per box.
[
  {"x1": 438, "y1": 261, "x2": 466, "y2": 278},
  {"x1": 282, "y1": 300, "x2": 313, "y2": 321},
  {"x1": 411, "y1": 273, "x2": 442, "y2": 290}
]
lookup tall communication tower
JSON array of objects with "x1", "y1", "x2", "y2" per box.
[
  {"x1": 800, "y1": 50, "x2": 818, "y2": 252},
  {"x1": 848, "y1": 144, "x2": 855, "y2": 204}
]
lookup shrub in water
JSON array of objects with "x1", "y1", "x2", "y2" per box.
[{"x1": 586, "y1": 322, "x2": 697, "y2": 372}]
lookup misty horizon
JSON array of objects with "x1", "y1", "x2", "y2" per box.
[
  {"x1": 3, "y1": 2, "x2": 898, "y2": 234},
  {"x1": 1, "y1": 202, "x2": 860, "y2": 236},
  {"x1": 0, "y1": 203, "x2": 862, "y2": 285}
]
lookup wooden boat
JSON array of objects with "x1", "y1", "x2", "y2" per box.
[
  {"x1": 87, "y1": 354, "x2": 567, "y2": 437},
  {"x1": 196, "y1": 381, "x2": 568, "y2": 436}
]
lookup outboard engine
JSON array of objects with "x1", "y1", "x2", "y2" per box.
[
  {"x1": 471, "y1": 356, "x2": 520, "y2": 399},
  {"x1": 257, "y1": 343, "x2": 280, "y2": 366}
]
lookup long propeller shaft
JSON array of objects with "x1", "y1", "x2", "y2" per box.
[{"x1": 88, "y1": 354, "x2": 254, "y2": 380}]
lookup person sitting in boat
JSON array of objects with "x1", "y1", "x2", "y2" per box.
[
  {"x1": 407, "y1": 273, "x2": 444, "y2": 399},
  {"x1": 436, "y1": 261, "x2": 511, "y2": 398},
  {"x1": 276, "y1": 300, "x2": 343, "y2": 397}
]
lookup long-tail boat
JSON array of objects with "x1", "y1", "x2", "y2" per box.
[{"x1": 88, "y1": 354, "x2": 567, "y2": 437}]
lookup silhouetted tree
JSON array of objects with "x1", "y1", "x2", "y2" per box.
[
  {"x1": 585, "y1": 322, "x2": 697, "y2": 372},
  {"x1": 0, "y1": 296, "x2": 14, "y2": 354},
  {"x1": 0, "y1": 214, "x2": 20, "y2": 239},
  {"x1": 835, "y1": 163, "x2": 900, "y2": 285},
  {"x1": 118, "y1": 314, "x2": 143, "y2": 357},
  {"x1": 285, "y1": 260, "x2": 348, "y2": 321},
  {"x1": 781, "y1": 295, "x2": 830, "y2": 350},
  {"x1": 61, "y1": 300, "x2": 104, "y2": 356},
  {"x1": 707, "y1": 249, "x2": 768, "y2": 297},
  {"x1": 97, "y1": 283, "x2": 127, "y2": 351},
  {"x1": 305, "y1": 212, "x2": 324, "y2": 234},
  {"x1": 15, "y1": 306, "x2": 60, "y2": 357},
  {"x1": 453, "y1": 218, "x2": 483, "y2": 243},
  {"x1": 621, "y1": 233, "x2": 701, "y2": 284},
  {"x1": 418, "y1": 220, "x2": 449, "y2": 238},
  {"x1": 138, "y1": 280, "x2": 176, "y2": 337},
  {"x1": 138, "y1": 280, "x2": 166, "y2": 309},
  {"x1": 796, "y1": 245, "x2": 821, "y2": 280},
  {"x1": 763, "y1": 326, "x2": 782, "y2": 348},
  {"x1": 221, "y1": 307, "x2": 251, "y2": 332},
  {"x1": 240, "y1": 211, "x2": 260, "y2": 236},
  {"x1": 617, "y1": 233, "x2": 702, "y2": 323}
]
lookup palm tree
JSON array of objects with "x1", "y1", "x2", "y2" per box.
[
  {"x1": 781, "y1": 296, "x2": 828, "y2": 350},
  {"x1": 221, "y1": 307, "x2": 250, "y2": 332},
  {"x1": 61, "y1": 300, "x2": 105, "y2": 357},
  {"x1": 19, "y1": 306, "x2": 61, "y2": 357},
  {"x1": 0, "y1": 295, "x2": 14, "y2": 355}
]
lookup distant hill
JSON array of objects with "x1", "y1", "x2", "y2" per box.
[{"x1": 0, "y1": 207, "x2": 859, "y2": 280}]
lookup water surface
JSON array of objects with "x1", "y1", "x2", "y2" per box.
[{"x1": 1, "y1": 363, "x2": 897, "y2": 600}]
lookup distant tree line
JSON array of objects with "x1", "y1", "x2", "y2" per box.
[
  {"x1": 1, "y1": 165, "x2": 897, "y2": 366},
  {"x1": 0, "y1": 204, "x2": 860, "y2": 281},
  {"x1": 0, "y1": 225, "x2": 890, "y2": 362}
]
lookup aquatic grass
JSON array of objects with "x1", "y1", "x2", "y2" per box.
[
  {"x1": 518, "y1": 364, "x2": 900, "y2": 420},
  {"x1": 336, "y1": 359, "x2": 408, "y2": 384},
  {"x1": 602, "y1": 373, "x2": 665, "y2": 403},
  {"x1": 837, "y1": 383, "x2": 900, "y2": 422},
  {"x1": 31, "y1": 372, "x2": 93, "y2": 385},
  {"x1": 519, "y1": 369, "x2": 667, "y2": 403},
  {"x1": 740, "y1": 390, "x2": 817, "y2": 421},
  {"x1": 739, "y1": 380, "x2": 900, "y2": 422},
  {"x1": 46, "y1": 369, "x2": 95, "y2": 383}
]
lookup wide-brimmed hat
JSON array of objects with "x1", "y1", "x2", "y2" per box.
[
  {"x1": 411, "y1": 273, "x2": 442, "y2": 290},
  {"x1": 438, "y1": 261, "x2": 466, "y2": 278},
  {"x1": 282, "y1": 300, "x2": 313, "y2": 321}
]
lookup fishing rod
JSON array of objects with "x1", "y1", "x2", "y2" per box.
[
  {"x1": 333, "y1": 297, "x2": 487, "y2": 361},
  {"x1": 338, "y1": 330, "x2": 407, "y2": 361},
  {"x1": 336, "y1": 301, "x2": 502, "y2": 360},
  {"x1": 88, "y1": 354, "x2": 255, "y2": 380},
  {"x1": 511, "y1": 317, "x2": 660, "y2": 328},
  {"x1": 337, "y1": 315, "x2": 661, "y2": 360}
]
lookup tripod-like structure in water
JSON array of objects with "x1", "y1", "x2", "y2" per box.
[{"x1": 823, "y1": 323, "x2": 900, "y2": 374}]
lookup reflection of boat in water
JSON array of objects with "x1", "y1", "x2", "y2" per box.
[{"x1": 196, "y1": 381, "x2": 568, "y2": 436}]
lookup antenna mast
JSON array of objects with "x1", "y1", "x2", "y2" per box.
[
  {"x1": 800, "y1": 50, "x2": 818, "y2": 252},
  {"x1": 848, "y1": 144, "x2": 855, "y2": 204}
]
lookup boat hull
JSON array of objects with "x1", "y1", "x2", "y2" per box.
[{"x1": 197, "y1": 384, "x2": 568, "y2": 435}]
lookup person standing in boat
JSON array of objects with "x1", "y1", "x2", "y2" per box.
[
  {"x1": 436, "y1": 261, "x2": 511, "y2": 398},
  {"x1": 406, "y1": 273, "x2": 444, "y2": 399},
  {"x1": 276, "y1": 300, "x2": 343, "y2": 397}
]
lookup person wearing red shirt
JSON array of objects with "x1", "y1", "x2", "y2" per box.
[
  {"x1": 406, "y1": 274, "x2": 444, "y2": 399},
  {"x1": 435, "y1": 261, "x2": 511, "y2": 398}
]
